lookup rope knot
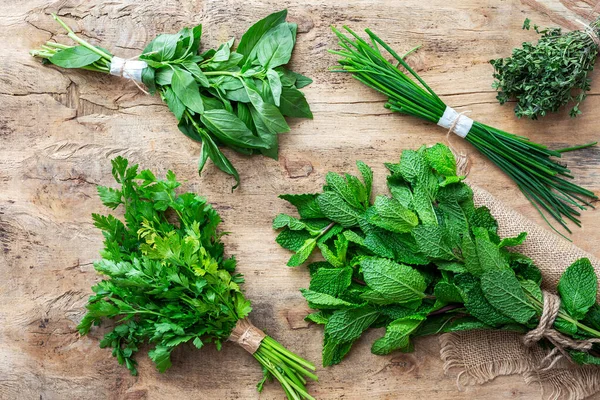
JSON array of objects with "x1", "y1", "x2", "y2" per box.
[{"x1": 523, "y1": 290, "x2": 600, "y2": 370}]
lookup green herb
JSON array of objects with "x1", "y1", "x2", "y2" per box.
[
  {"x1": 330, "y1": 26, "x2": 597, "y2": 235},
  {"x1": 491, "y1": 18, "x2": 600, "y2": 119},
  {"x1": 81, "y1": 157, "x2": 316, "y2": 400},
  {"x1": 30, "y1": 11, "x2": 312, "y2": 188},
  {"x1": 274, "y1": 142, "x2": 600, "y2": 366}
]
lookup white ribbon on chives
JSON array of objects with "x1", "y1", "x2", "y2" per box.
[{"x1": 437, "y1": 106, "x2": 474, "y2": 139}]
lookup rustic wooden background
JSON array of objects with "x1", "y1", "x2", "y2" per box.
[{"x1": 1, "y1": 0, "x2": 599, "y2": 399}]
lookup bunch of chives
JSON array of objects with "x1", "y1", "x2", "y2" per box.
[{"x1": 330, "y1": 26, "x2": 597, "y2": 235}]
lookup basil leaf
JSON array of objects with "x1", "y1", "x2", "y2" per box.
[
  {"x1": 200, "y1": 109, "x2": 267, "y2": 149},
  {"x1": 162, "y1": 87, "x2": 186, "y2": 121},
  {"x1": 279, "y1": 86, "x2": 313, "y2": 118},
  {"x1": 244, "y1": 79, "x2": 289, "y2": 134},
  {"x1": 49, "y1": 45, "x2": 102, "y2": 68},
  {"x1": 237, "y1": 10, "x2": 287, "y2": 62},
  {"x1": 182, "y1": 61, "x2": 209, "y2": 87},
  {"x1": 172, "y1": 67, "x2": 204, "y2": 114},
  {"x1": 249, "y1": 104, "x2": 278, "y2": 159},
  {"x1": 141, "y1": 33, "x2": 180, "y2": 62},
  {"x1": 142, "y1": 67, "x2": 156, "y2": 95},
  {"x1": 266, "y1": 69, "x2": 282, "y2": 106},
  {"x1": 155, "y1": 68, "x2": 173, "y2": 86},
  {"x1": 197, "y1": 131, "x2": 240, "y2": 189},
  {"x1": 255, "y1": 23, "x2": 294, "y2": 68}
]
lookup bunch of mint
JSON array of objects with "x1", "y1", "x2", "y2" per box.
[{"x1": 274, "y1": 143, "x2": 600, "y2": 366}]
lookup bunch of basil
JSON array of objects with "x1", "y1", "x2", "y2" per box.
[{"x1": 31, "y1": 10, "x2": 313, "y2": 188}]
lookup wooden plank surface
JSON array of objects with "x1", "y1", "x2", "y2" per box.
[{"x1": 1, "y1": 0, "x2": 599, "y2": 399}]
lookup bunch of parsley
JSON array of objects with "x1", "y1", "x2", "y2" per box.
[
  {"x1": 491, "y1": 18, "x2": 600, "y2": 119},
  {"x1": 30, "y1": 10, "x2": 312, "y2": 188},
  {"x1": 80, "y1": 157, "x2": 317, "y2": 400},
  {"x1": 274, "y1": 143, "x2": 600, "y2": 366}
]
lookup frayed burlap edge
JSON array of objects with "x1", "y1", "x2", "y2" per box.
[
  {"x1": 524, "y1": 367, "x2": 600, "y2": 400},
  {"x1": 440, "y1": 332, "x2": 537, "y2": 388}
]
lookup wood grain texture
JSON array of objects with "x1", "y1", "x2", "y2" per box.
[{"x1": 1, "y1": 0, "x2": 599, "y2": 399}]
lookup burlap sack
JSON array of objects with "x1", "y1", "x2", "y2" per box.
[{"x1": 439, "y1": 184, "x2": 600, "y2": 400}]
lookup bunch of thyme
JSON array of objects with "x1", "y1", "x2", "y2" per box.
[{"x1": 491, "y1": 18, "x2": 600, "y2": 119}]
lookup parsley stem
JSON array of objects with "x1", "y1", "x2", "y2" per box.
[
  {"x1": 262, "y1": 336, "x2": 317, "y2": 373},
  {"x1": 251, "y1": 336, "x2": 317, "y2": 400}
]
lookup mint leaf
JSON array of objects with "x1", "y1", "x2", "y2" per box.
[
  {"x1": 272, "y1": 214, "x2": 307, "y2": 231},
  {"x1": 367, "y1": 196, "x2": 418, "y2": 233},
  {"x1": 301, "y1": 289, "x2": 361, "y2": 309},
  {"x1": 324, "y1": 307, "x2": 380, "y2": 343},
  {"x1": 398, "y1": 149, "x2": 427, "y2": 184},
  {"x1": 325, "y1": 171, "x2": 366, "y2": 210},
  {"x1": 412, "y1": 185, "x2": 437, "y2": 225},
  {"x1": 279, "y1": 193, "x2": 324, "y2": 219},
  {"x1": 387, "y1": 180, "x2": 413, "y2": 209},
  {"x1": 480, "y1": 269, "x2": 536, "y2": 324},
  {"x1": 275, "y1": 229, "x2": 312, "y2": 252},
  {"x1": 371, "y1": 315, "x2": 425, "y2": 355},
  {"x1": 558, "y1": 258, "x2": 598, "y2": 320},
  {"x1": 412, "y1": 225, "x2": 456, "y2": 260},
  {"x1": 360, "y1": 257, "x2": 426, "y2": 305},
  {"x1": 309, "y1": 267, "x2": 353, "y2": 296},
  {"x1": 424, "y1": 143, "x2": 457, "y2": 177},
  {"x1": 322, "y1": 334, "x2": 354, "y2": 366},
  {"x1": 317, "y1": 192, "x2": 361, "y2": 227},
  {"x1": 356, "y1": 161, "x2": 373, "y2": 200},
  {"x1": 305, "y1": 311, "x2": 329, "y2": 325},
  {"x1": 462, "y1": 234, "x2": 483, "y2": 276},
  {"x1": 287, "y1": 237, "x2": 317, "y2": 267},
  {"x1": 475, "y1": 234, "x2": 507, "y2": 272},
  {"x1": 455, "y1": 274, "x2": 515, "y2": 327},
  {"x1": 434, "y1": 281, "x2": 463, "y2": 304},
  {"x1": 499, "y1": 232, "x2": 527, "y2": 248}
]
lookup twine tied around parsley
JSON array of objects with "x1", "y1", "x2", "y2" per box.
[
  {"x1": 524, "y1": 290, "x2": 600, "y2": 370},
  {"x1": 228, "y1": 318, "x2": 267, "y2": 354}
]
